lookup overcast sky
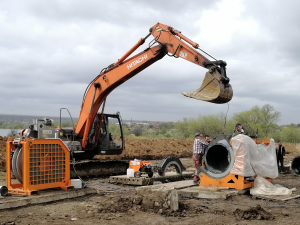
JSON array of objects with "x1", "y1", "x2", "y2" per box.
[{"x1": 1, "y1": 0, "x2": 299, "y2": 125}]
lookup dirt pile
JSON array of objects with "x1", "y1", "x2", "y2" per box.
[
  {"x1": 0, "y1": 136, "x2": 193, "y2": 172},
  {"x1": 284, "y1": 142, "x2": 300, "y2": 155},
  {"x1": 97, "y1": 138, "x2": 193, "y2": 160},
  {"x1": 233, "y1": 205, "x2": 274, "y2": 220},
  {"x1": 0, "y1": 136, "x2": 7, "y2": 171}
]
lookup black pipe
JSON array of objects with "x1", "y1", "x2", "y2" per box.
[
  {"x1": 291, "y1": 156, "x2": 300, "y2": 175},
  {"x1": 203, "y1": 134, "x2": 235, "y2": 179}
]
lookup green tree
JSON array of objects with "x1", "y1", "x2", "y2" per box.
[
  {"x1": 174, "y1": 118, "x2": 191, "y2": 138},
  {"x1": 233, "y1": 104, "x2": 281, "y2": 138},
  {"x1": 188, "y1": 113, "x2": 228, "y2": 138},
  {"x1": 159, "y1": 122, "x2": 175, "y2": 130},
  {"x1": 109, "y1": 123, "x2": 122, "y2": 138},
  {"x1": 123, "y1": 126, "x2": 131, "y2": 136},
  {"x1": 280, "y1": 126, "x2": 300, "y2": 143},
  {"x1": 174, "y1": 113, "x2": 230, "y2": 139},
  {"x1": 7, "y1": 129, "x2": 18, "y2": 137},
  {"x1": 131, "y1": 125, "x2": 144, "y2": 136}
]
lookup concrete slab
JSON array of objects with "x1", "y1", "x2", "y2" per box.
[
  {"x1": 109, "y1": 171, "x2": 193, "y2": 186},
  {"x1": 0, "y1": 188, "x2": 96, "y2": 210},
  {"x1": 136, "y1": 180, "x2": 197, "y2": 192},
  {"x1": 135, "y1": 179, "x2": 196, "y2": 211},
  {"x1": 178, "y1": 186, "x2": 238, "y2": 199}
]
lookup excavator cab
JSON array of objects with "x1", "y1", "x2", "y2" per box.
[
  {"x1": 89, "y1": 113, "x2": 125, "y2": 155},
  {"x1": 181, "y1": 61, "x2": 233, "y2": 104}
]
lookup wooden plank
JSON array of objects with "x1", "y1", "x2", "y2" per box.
[
  {"x1": 109, "y1": 172, "x2": 193, "y2": 186},
  {"x1": 149, "y1": 180, "x2": 197, "y2": 190},
  {"x1": 136, "y1": 180, "x2": 197, "y2": 192},
  {"x1": 255, "y1": 194, "x2": 300, "y2": 201},
  {"x1": 109, "y1": 176, "x2": 153, "y2": 185},
  {"x1": 197, "y1": 186, "x2": 229, "y2": 191}
]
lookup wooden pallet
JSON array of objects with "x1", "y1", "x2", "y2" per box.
[{"x1": 109, "y1": 172, "x2": 193, "y2": 186}]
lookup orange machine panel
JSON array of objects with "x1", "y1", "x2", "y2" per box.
[
  {"x1": 252, "y1": 137, "x2": 271, "y2": 146},
  {"x1": 129, "y1": 160, "x2": 152, "y2": 172},
  {"x1": 6, "y1": 138, "x2": 72, "y2": 196}
]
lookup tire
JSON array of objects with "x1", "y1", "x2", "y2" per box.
[
  {"x1": 157, "y1": 156, "x2": 185, "y2": 177},
  {"x1": 147, "y1": 172, "x2": 154, "y2": 178},
  {"x1": 134, "y1": 171, "x2": 141, "y2": 178}
]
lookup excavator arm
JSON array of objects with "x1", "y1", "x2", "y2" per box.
[{"x1": 75, "y1": 23, "x2": 233, "y2": 148}]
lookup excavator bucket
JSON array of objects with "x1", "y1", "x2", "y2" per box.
[{"x1": 181, "y1": 69, "x2": 233, "y2": 104}]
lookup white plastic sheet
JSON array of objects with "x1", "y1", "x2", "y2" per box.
[
  {"x1": 230, "y1": 135, "x2": 255, "y2": 177},
  {"x1": 250, "y1": 176, "x2": 292, "y2": 196},
  {"x1": 230, "y1": 135, "x2": 278, "y2": 178}
]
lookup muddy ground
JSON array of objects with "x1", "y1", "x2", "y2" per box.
[
  {"x1": 1, "y1": 137, "x2": 300, "y2": 225},
  {"x1": 1, "y1": 173, "x2": 300, "y2": 225}
]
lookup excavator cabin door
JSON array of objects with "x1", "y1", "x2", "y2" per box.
[{"x1": 89, "y1": 113, "x2": 125, "y2": 155}]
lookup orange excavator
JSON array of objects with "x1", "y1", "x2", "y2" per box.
[
  {"x1": 7, "y1": 23, "x2": 233, "y2": 195},
  {"x1": 73, "y1": 22, "x2": 232, "y2": 158}
]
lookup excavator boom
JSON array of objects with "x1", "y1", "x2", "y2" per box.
[{"x1": 75, "y1": 22, "x2": 233, "y2": 148}]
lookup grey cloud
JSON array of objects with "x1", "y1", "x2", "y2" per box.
[{"x1": 1, "y1": 0, "x2": 300, "y2": 125}]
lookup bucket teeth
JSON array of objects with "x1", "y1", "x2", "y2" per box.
[{"x1": 182, "y1": 70, "x2": 233, "y2": 104}]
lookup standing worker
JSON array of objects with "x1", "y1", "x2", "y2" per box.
[
  {"x1": 205, "y1": 135, "x2": 210, "y2": 143},
  {"x1": 276, "y1": 141, "x2": 286, "y2": 173},
  {"x1": 234, "y1": 123, "x2": 248, "y2": 135},
  {"x1": 193, "y1": 133, "x2": 209, "y2": 182}
]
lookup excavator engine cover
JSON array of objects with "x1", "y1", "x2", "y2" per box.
[{"x1": 182, "y1": 68, "x2": 233, "y2": 104}]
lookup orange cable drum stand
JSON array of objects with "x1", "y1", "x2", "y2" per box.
[
  {"x1": 199, "y1": 138, "x2": 272, "y2": 190},
  {"x1": 6, "y1": 138, "x2": 72, "y2": 196},
  {"x1": 199, "y1": 173, "x2": 272, "y2": 190}
]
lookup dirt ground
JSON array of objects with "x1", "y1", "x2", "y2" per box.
[
  {"x1": 1, "y1": 137, "x2": 300, "y2": 225},
  {"x1": 1, "y1": 173, "x2": 300, "y2": 225}
]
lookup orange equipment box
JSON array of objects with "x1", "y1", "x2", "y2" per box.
[
  {"x1": 129, "y1": 160, "x2": 152, "y2": 172},
  {"x1": 6, "y1": 138, "x2": 72, "y2": 196}
]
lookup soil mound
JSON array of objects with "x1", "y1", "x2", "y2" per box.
[
  {"x1": 234, "y1": 205, "x2": 273, "y2": 220},
  {"x1": 0, "y1": 136, "x2": 193, "y2": 172},
  {"x1": 0, "y1": 136, "x2": 7, "y2": 171},
  {"x1": 97, "y1": 138, "x2": 193, "y2": 160},
  {"x1": 284, "y1": 142, "x2": 299, "y2": 155}
]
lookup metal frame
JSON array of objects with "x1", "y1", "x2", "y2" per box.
[{"x1": 6, "y1": 138, "x2": 72, "y2": 196}]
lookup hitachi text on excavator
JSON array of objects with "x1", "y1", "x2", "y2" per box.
[{"x1": 6, "y1": 23, "x2": 233, "y2": 195}]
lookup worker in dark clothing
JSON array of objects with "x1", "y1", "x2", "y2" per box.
[
  {"x1": 233, "y1": 123, "x2": 248, "y2": 135},
  {"x1": 276, "y1": 141, "x2": 285, "y2": 173}
]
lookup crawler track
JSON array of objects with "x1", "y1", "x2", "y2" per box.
[{"x1": 70, "y1": 159, "x2": 129, "y2": 178}]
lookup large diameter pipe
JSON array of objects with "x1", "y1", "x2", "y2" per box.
[
  {"x1": 291, "y1": 156, "x2": 300, "y2": 175},
  {"x1": 203, "y1": 134, "x2": 235, "y2": 179}
]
